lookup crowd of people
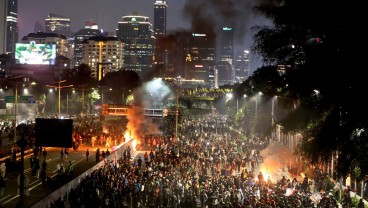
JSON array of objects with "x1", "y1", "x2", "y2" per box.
[{"x1": 47, "y1": 113, "x2": 357, "y2": 208}]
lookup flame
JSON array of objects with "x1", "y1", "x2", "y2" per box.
[
  {"x1": 259, "y1": 168, "x2": 270, "y2": 181},
  {"x1": 124, "y1": 131, "x2": 141, "y2": 152},
  {"x1": 132, "y1": 139, "x2": 137, "y2": 151},
  {"x1": 124, "y1": 131, "x2": 132, "y2": 140}
]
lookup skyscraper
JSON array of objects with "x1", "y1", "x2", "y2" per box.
[
  {"x1": 0, "y1": 0, "x2": 6, "y2": 54},
  {"x1": 45, "y1": 13, "x2": 72, "y2": 38},
  {"x1": 153, "y1": 0, "x2": 167, "y2": 77},
  {"x1": 34, "y1": 20, "x2": 44, "y2": 33},
  {"x1": 234, "y1": 50, "x2": 250, "y2": 83},
  {"x1": 165, "y1": 31, "x2": 215, "y2": 86},
  {"x1": 74, "y1": 20, "x2": 102, "y2": 67},
  {"x1": 216, "y1": 26, "x2": 234, "y2": 86},
  {"x1": 116, "y1": 14, "x2": 155, "y2": 78},
  {"x1": 178, "y1": 32, "x2": 215, "y2": 83},
  {"x1": 0, "y1": 0, "x2": 18, "y2": 54}
]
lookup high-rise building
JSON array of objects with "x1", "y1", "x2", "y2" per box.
[
  {"x1": 153, "y1": 0, "x2": 167, "y2": 77},
  {"x1": 0, "y1": 0, "x2": 18, "y2": 54},
  {"x1": 45, "y1": 13, "x2": 72, "y2": 38},
  {"x1": 166, "y1": 31, "x2": 215, "y2": 86},
  {"x1": 216, "y1": 26, "x2": 234, "y2": 86},
  {"x1": 34, "y1": 20, "x2": 44, "y2": 33},
  {"x1": 116, "y1": 14, "x2": 155, "y2": 78},
  {"x1": 186, "y1": 33, "x2": 215, "y2": 83},
  {"x1": 82, "y1": 36, "x2": 124, "y2": 80},
  {"x1": 74, "y1": 21, "x2": 102, "y2": 67},
  {"x1": 0, "y1": 0, "x2": 6, "y2": 54},
  {"x1": 215, "y1": 61, "x2": 233, "y2": 87},
  {"x1": 234, "y1": 50, "x2": 250, "y2": 83}
]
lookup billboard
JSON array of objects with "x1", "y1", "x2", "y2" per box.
[{"x1": 15, "y1": 41, "x2": 56, "y2": 65}]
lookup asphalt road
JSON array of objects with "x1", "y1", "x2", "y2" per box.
[{"x1": 0, "y1": 142, "x2": 145, "y2": 208}]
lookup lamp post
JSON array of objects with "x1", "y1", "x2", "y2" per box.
[
  {"x1": 67, "y1": 93, "x2": 69, "y2": 115},
  {"x1": 9, "y1": 75, "x2": 28, "y2": 142},
  {"x1": 14, "y1": 80, "x2": 18, "y2": 142},
  {"x1": 226, "y1": 93, "x2": 247, "y2": 113},
  {"x1": 164, "y1": 79, "x2": 179, "y2": 141},
  {"x1": 73, "y1": 84, "x2": 88, "y2": 114},
  {"x1": 46, "y1": 80, "x2": 73, "y2": 119},
  {"x1": 175, "y1": 85, "x2": 179, "y2": 140}
]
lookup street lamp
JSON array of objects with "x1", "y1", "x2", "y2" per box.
[
  {"x1": 226, "y1": 93, "x2": 247, "y2": 113},
  {"x1": 46, "y1": 80, "x2": 73, "y2": 119},
  {"x1": 8, "y1": 75, "x2": 29, "y2": 142},
  {"x1": 163, "y1": 78, "x2": 179, "y2": 141},
  {"x1": 255, "y1": 92, "x2": 262, "y2": 120}
]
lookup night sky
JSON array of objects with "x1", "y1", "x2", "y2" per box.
[
  {"x1": 18, "y1": 0, "x2": 188, "y2": 38},
  {"x1": 18, "y1": 0, "x2": 269, "y2": 72}
]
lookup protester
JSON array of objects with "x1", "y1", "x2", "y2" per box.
[
  {"x1": 85, "y1": 149, "x2": 89, "y2": 161},
  {"x1": 0, "y1": 176, "x2": 5, "y2": 198}
]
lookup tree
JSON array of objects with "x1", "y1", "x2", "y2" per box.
[
  {"x1": 59, "y1": 64, "x2": 96, "y2": 114},
  {"x1": 99, "y1": 70, "x2": 141, "y2": 104},
  {"x1": 250, "y1": 0, "x2": 368, "y2": 178},
  {"x1": 60, "y1": 64, "x2": 95, "y2": 86}
]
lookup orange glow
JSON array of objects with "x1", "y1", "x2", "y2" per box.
[
  {"x1": 132, "y1": 139, "x2": 137, "y2": 151},
  {"x1": 124, "y1": 131, "x2": 132, "y2": 140},
  {"x1": 259, "y1": 168, "x2": 270, "y2": 181},
  {"x1": 124, "y1": 130, "x2": 141, "y2": 152}
]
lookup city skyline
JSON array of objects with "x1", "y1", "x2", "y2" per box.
[
  {"x1": 18, "y1": 0, "x2": 189, "y2": 39},
  {"x1": 17, "y1": 0, "x2": 269, "y2": 72}
]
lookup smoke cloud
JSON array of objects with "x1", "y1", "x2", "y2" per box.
[
  {"x1": 182, "y1": 0, "x2": 260, "y2": 44},
  {"x1": 125, "y1": 78, "x2": 173, "y2": 142},
  {"x1": 258, "y1": 142, "x2": 299, "y2": 181}
]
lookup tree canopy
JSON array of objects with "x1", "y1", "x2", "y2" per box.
[{"x1": 248, "y1": 0, "x2": 368, "y2": 178}]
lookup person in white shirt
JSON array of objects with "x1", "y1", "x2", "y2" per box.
[{"x1": 0, "y1": 163, "x2": 6, "y2": 178}]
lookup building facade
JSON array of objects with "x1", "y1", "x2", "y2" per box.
[
  {"x1": 185, "y1": 33, "x2": 215, "y2": 84},
  {"x1": 0, "y1": 0, "x2": 18, "y2": 54},
  {"x1": 216, "y1": 26, "x2": 234, "y2": 86},
  {"x1": 165, "y1": 31, "x2": 215, "y2": 87},
  {"x1": 234, "y1": 49, "x2": 250, "y2": 83},
  {"x1": 82, "y1": 36, "x2": 124, "y2": 80},
  {"x1": 45, "y1": 13, "x2": 72, "y2": 38},
  {"x1": 74, "y1": 21, "x2": 102, "y2": 67},
  {"x1": 0, "y1": 0, "x2": 6, "y2": 54},
  {"x1": 21, "y1": 32, "x2": 69, "y2": 57},
  {"x1": 153, "y1": 0, "x2": 167, "y2": 77},
  {"x1": 116, "y1": 14, "x2": 154, "y2": 78}
]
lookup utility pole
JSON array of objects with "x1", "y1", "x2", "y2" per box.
[{"x1": 46, "y1": 80, "x2": 73, "y2": 119}]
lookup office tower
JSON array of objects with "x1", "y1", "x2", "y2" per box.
[
  {"x1": 34, "y1": 20, "x2": 44, "y2": 33},
  {"x1": 166, "y1": 31, "x2": 215, "y2": 86},
  {"x1": 45, "y1": 13, "x2": 72, "y2": 38},
  {"x1": 0, "y1": 0, "x2": 6, "y2": 54},
  {"x1": 116, "y1": 14, "x2": 155, "y2": 78},
  {"x1": 234, "y1": 50, "x2": 250, "y2": 83},
  {"x1": 185, "y1": 33, "x2": 215, "y2": 83},
  {"x1": 153, "y1": 0, "x2": 167, "y2": 77},
  {"x1": 0, "y1": 0, "x2": 18, "y2": 54},
  {"x1": 215, "y1": 61, "x2": 233, "y2": 86},
  {"x1": 74, "y1": 20, "x2": 102, "y2": 67},
  {"x1": 216, "y1": 26, "x2": 234, "y2": 86},
  {"x1": 82, "y1": 36, "x2": 124, "y2": 80}
]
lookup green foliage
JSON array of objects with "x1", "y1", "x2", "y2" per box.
[
  {"x1": 61, "y1": 64, "x2": 95, "y2": 87},
  {"x1": 99, "y1": 70, "x2": 141, "y2": 104},
  {"x1": 247, "y1": 0, "x2": 368, "y2": 177}
]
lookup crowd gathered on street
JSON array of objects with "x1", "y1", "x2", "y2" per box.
[{"x1": 46, "y1": 113, "x2": 356, "y2": 208}]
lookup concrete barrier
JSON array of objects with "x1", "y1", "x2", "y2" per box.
[{"x1": 30, "y1": 139, "x2": 134, "y2": 208}]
